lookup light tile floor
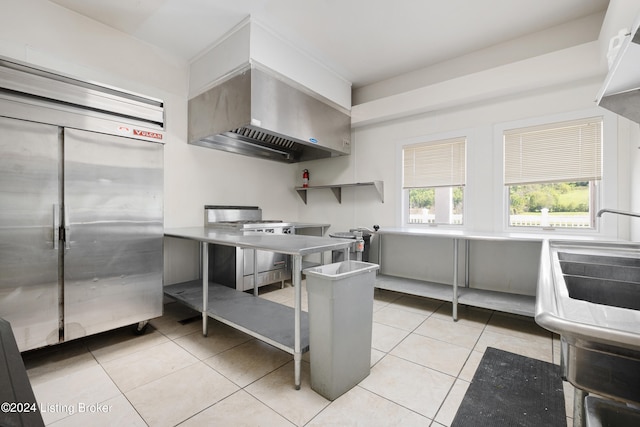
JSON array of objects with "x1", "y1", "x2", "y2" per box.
[{"x1": 22, "y1": 283, "x2": 575, "y2": 426}]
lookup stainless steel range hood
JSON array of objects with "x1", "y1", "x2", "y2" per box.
[
  {"x1": 188, "y1": 65, "x2": 351, "y2": 163},
  {"x1": 597, "y1": 20, "x2": 640, "y2": 124}
]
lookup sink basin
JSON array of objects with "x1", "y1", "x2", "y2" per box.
[
  {"x1": 536, "y1": 240, "x2": 640, "y2": 404},
  {"x1": 563, "y1": 275, "x2": 640, "y2": 310},
  {"x1": 585, "y1": 396, "x2": 640, "y2": 427},
  {"x1": 557, "y1": 252, "x2": 640, "y2": 310}
]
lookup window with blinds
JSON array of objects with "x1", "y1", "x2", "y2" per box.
[
  {"x1": 403, "y1": 137, "x2": 466, "y2": 188},
  {"x1": 504, "y1": 117, "x2": 602, "y2": 185},
  {"x1": 503, "y1": 116, "x2": 602, "y2": 229},
  {"x1": 402, "y1": 137, "x2": 466, "y2": 225}
]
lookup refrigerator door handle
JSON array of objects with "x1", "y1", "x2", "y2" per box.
[
  {"x1": 53, "y1": 204, "x2": 60, "y2": 250},
  {"x1": 64, "y1": 205, "x2": 71, "y2": 250}
]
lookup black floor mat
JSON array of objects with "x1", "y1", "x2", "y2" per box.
[{"x1": 452, "y1": 347, "x2": 565, "y2": 427}]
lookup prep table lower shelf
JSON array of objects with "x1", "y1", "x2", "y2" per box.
[
  {"x1": 457, "y1": 287, "x2": 535, "y2": 317},
  {"x1": 375, "y1": 275, "x2": 454, "y2": 302},
  {"x1": 375, "y1": 274, "x2": 536, "y2": 317},
  {"x1": 164, "y1": 280, "x2": 309, "y2": 354}
]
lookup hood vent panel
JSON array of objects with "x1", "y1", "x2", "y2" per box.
[
  {"x1": 232, "y1": 127, "x2": 298, "y2": 152},
  {"x1": 188, "y1": 67, "x2": 351, "y2": 163},
  {"x1": 597, "y1": 21, "x2": 640, "y2": 124}
]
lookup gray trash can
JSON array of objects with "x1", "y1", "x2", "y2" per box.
[{"x1": 304, "y1": 260, "x2": 380, "y2": 400}]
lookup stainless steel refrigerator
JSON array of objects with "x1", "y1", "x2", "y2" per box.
[{"x1": 0, "y1": 59, "x2": 164, "y2": 351}]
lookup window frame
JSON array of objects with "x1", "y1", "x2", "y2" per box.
[
  {"x1": 398, "y1": 131, "x2": 468, "y2": 228},
  {"x1": 494, "y1": 108, "x2": 618, "y2": 235}
]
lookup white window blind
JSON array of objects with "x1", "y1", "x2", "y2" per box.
[
  {"x1": 504, "y1": 117, "x2": 602, "y2": 185},
  {"x1": 403, "y1": 137, "x2": 466, "y2": 189}
]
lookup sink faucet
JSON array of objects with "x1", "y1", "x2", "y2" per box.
[{"x1": 597, "y1": 208, "x2": 640, "y2": 218}]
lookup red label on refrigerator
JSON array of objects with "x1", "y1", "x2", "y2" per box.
[{"x1": 133, "y1": 129, "x2": 163, "y2": 140}]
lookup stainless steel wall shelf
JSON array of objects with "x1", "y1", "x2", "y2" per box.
[{"x1": 295, "y1": 181, "x2": 384, "y2": 204}]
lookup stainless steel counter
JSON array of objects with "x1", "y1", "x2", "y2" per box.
[
  {"x1": 163, "y1": 227, "x2": 354, "y2": 389},
  {"x1": 536, "y1": 239, "x2": 640, "y2": 421},
  {"x1": 164, "y1": 227, "x2": 350, "y2": 255},
  {"x1": 374, "y1": 227, "x2": 622, "y2": 320},
  {"x1": 537, "y1": 240, "x2": 640, "y2": 350},
  {"x1": 376, "y1": 227, "x2": 619, "y2": 242},
  {"x1": 289, "y1": 222, "x2": 331, "y2": 233}
]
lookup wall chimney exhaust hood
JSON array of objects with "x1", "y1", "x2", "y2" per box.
[
  {"x1": 597, "y1": 17, "x2": 640, "y2": 124},
  {"x1": 188, "y1": 64, "x2": 351, "y2": 163}
]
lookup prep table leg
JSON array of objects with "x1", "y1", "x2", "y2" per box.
[
  {"x1": 252, "y1": 249, "x2": 258, "y2": 296},
  {"x1": 378, "y1": 233, "x2": 383, "y2": 272},
  {"x1": 202, "y1": 241, "x2": 209, "y2": 336},
  {"x1": 293, "y1": 254, "x2": 302, "y2": 390},
  {"x1": 453, "y1": 238, "x2": 459, "y2": 321},
  {"x1": 465, "y1": 240, "x2": 470, "y2": 287}
]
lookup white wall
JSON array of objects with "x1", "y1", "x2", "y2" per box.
[
  {"x1": 296, "y1": 78, "x2": 633, "y2": 291},
  {"x1": 295, "y1": 1, "x2": 640, "y2": 238},
  {"x1": 4, "y1": 0, "x2": 640, "y2": 290},
  {"x1": 189, "y1": 19, "x2": 352, "y2": 110},
  {"x1": 293, "y1": 10, "x2": 638, "y2": 291},
  {"x1": 353, "y1": 12, "x2": 606, "y2": 106},
  {"x1": 0, "y1": 0, "x2": 302, "y2": 285},
  {"x1": 593, "y1": 0, "x2": 640, "y2": 239},
  {"x1": 298, "y1": 78, "x2": 626, "y2": 230},
  {"x1": 626, "y1": 120, "x2": 640, "y2": 240}
]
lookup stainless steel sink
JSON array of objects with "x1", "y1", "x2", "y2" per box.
[
  {"x1": 585, "y1": 396, "x2": 640, "y2": 427},
  {"x1": 558, "y1": 252, "x2": 640, "y2": 311},
  {"x1": 536, "y1": 240, "x2": 640, "y2": 405}
]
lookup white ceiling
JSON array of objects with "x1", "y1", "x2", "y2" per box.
[{"x1": 48, "y1": 0, "x2": 609, "y2": 88}]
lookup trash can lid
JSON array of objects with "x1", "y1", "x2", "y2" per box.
[
  {"x1": 304, "y1": 260, "x2": 380, "y2": 279},
  {"x1": 349, "y1": 228, "x2": 372, "y2": 237},
  {"x1": 329, "y1": 232, "x2": 356, "y2": 239}
]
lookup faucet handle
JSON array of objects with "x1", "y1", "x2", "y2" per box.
[{"x1": 597, "y1": 208, "x2": 640, "y2": 218}]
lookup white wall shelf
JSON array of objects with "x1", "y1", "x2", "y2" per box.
[{"x1": 295, "y1": 180, "x2": 384, "y2": 204}]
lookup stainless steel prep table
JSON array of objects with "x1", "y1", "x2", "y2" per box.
[
  {"x1": 375, "y1": 227, "x2": 617, "y2": 320},
  {"x1": 289, "y1": 222, "x2": 331, "y2": 235},
  {"x1": 163, "y1": 227, "x2": 354, "y2": 389}
]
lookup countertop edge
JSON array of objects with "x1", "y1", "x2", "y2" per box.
[
  {"x1": 375, "y1": 227, "x2": 624, "y2": 243},
  {"x1": 163, "y1": 227, "x2": 354, "y2": 256}
]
